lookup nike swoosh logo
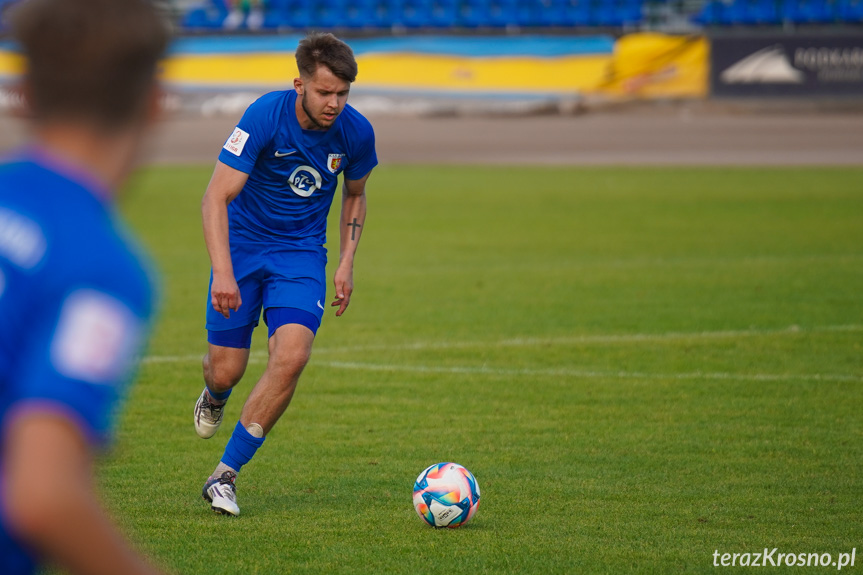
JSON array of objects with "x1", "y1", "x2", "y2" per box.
[
  {"x1": 274, "y1": 150, "x2": 297, "y2": 157},
  {"x1": 317, "y1": 300, "x2": 325, "y2": 311}
]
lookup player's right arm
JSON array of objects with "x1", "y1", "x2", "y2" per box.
[
  {"x1": 201, "y1": 161, "x2": 249, "y2": 318},
  {"x1": 1, "y1": 258, "x2": 162, "y2": 574},
  {"x1": 3, "y1": 412, "x2": 167, "y2": 575}
]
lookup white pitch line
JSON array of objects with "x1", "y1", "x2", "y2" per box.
[
  {"x1": 141, "y1": 323, "x2": 863, "y2": 365},
  {"x1": 316, "y1": 323, "x2": 863, "y2": 354},
  {"x1": 315, "y1": 361, "x2": 863, "y2": 383}
]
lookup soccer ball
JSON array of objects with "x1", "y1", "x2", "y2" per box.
[{"x1": 412, "y1": 462, "x2": 481, "y2": 528}]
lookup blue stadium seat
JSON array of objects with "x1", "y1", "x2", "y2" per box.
[
  {"x1": 177, "y1": 0, "x2": 658, "y2": 31},
  {"x1": 342, "y1": 0, "x2": 379, "y2": 28},
  {"x1": 459, "y1": 0, "x2": 492, "y2": 27},
  {"x1": 429, "y1": 0, "x2": 459, "y2": 27},
  {"x1": 755, "y1": 0, "x2": 781, "y2": 23},
  {"x1": 616, "y1": 0, "x2": 644, "y2": 25},
  {"x1": 400, "y1": 0, "x2": 433, "y2": 28},
  {"x1": 383, "y1": 0, "x2": 408, "y2": 27},
  {"x1": 837, "y1": 0, "x2": 863, "y2": 21},
  {"x1": 535, "y1": 0, "x2": 565, "y2": 26},
  {"x1": 514, "y1": 0, "x2": 541, "y2": 26},
  {"x1": 709, "y1": 0, "x2": 777, "y2": 25},
  {"x1": 593, "y1": 4, "x2": 620, "y2": 25},
  {"x1": 181, "y1": 1, "x2": 229, "y2": 29},
  {"x1": 369, "y1": 0, "x2": 399, "y2": 29},
  {"x1": 783, "y1": 0, "x2": 837, "y2": 23},
  {"x1": 310, "y1": 0, "x2": 347, "y2": 28},
  {"x1": 719, "y1": 0, "x2": 747, "y2": 24},
  {"x1": 560, "y1": 0, "x2": 595, "y2": 26},
  {"x1": 692, "y1": 0, "x2": 725, "y2": 25},
  {"x1": 488, "y1": 0, "x2": 518, "y2": 27},
  {"x1": 279, "y1": 0, "x2": 313, "y2": 28},
  {"x1": 584, "y1": 0, "x2": 642, "y2": 27},
  {"x1": 740, "y1": 0, "x2": 780, "y2": 24}
]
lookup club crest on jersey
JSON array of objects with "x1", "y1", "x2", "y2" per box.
[
  {"x1": 327, "y1": 153, "x2": 345, "y2": 174},
  {"x1": 288, "y1": 165, "x2": 323, "y2": 198}
]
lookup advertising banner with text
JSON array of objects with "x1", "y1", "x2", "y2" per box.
[{"x1": 711, "y1": 34, "x2": 863, "y2": 97}]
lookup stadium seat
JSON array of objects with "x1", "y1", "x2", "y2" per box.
[
  {"x1": 488, "y1": 0, "x2": 518, "y2": 27},
  {"x1": 692, "y1": 0, "x2": 725, "y2": 25},
  {"x1": 584, "y1": 0, "x2": 643, "y2": 27},
  {"x1": 719, "y1": 0, "x2": 748, "y2": 24},
  {"x1": 176, "y1": 0, "x2": 659, "y2": 31},
  {"x1": 616, "y1": 0, "x2": 644, "y2": 25},
  {"x1": 560, "y1": 0, "x2": 595, "y2": 27},
  {"x1": 181, "y1": 1, "x2": 229, "y2": 29},
  {"x1": 310, "y1": 0, "x2": 346, "y2": 28},
  {"x1": 429, "y1": 0, "x2": 459, "y2": 27},
  {"x1": 280, "y1": 0, "x2": 314, "y2": 28},
  {"x1": 341, "y1": 0, "x2": 378, "y2": 28},
  {"x1": 783, "y1": 0, "x2": 837, "y2": 23},
  {"x1": 459, "y1": 0, "x2": 492, "y2": 27},
  {"x1": 837, "y1": 0, "x2": 863, "y2": 21},
  {"x1": 514, "y1": 0, "x2": 541, "y2": 26},
  {"x1": 353, "y1": 0, "x2": 391, "y2": 28},
  {"x1": 739, "y1": 0, "x2": 780, "y2": 24},
  {"x1": 534, "y1": 0, "x2": 564, "y2": 26},
  {"x1": 399, "y1": 0, "x2": 433, "y2": 28}
]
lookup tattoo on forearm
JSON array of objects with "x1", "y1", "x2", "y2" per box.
[{"x1": 347, "y1": 218, "x2": 362, "y2": 240}]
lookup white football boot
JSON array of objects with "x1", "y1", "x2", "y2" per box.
[
  {"x1": 202, "y1": 471, "x2": 240, "y2": 516},
  {"x1": 194, "y1": 389, "x2": 225, "y2": 439}
]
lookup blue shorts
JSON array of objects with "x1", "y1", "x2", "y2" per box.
[{"x1": 206, "y1": 243, "x2": 326, "y2": 346}]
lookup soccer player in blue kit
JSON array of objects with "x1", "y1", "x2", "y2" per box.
[
  {"x1": 194, "y1": 32, "x2": 377, "y2": 516},
  {"x1": 0, "y1": 0, "x2": 169, "y2": 573}
]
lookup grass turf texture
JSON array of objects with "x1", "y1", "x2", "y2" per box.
[{"x1": 85, "y1": 166, "x2": 862, "y2": 574}]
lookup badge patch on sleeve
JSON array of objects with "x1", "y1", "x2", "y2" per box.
[
  {"x1": 223, "y1": 127, "x2": 250, "y2": 157},
  {"x1": 50, "y1": 289, "x2": 143, "y2": 385}
]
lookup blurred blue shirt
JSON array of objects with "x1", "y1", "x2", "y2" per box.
[{"x1": 0, "y1": 150, "x2": 155, "y2": 574}]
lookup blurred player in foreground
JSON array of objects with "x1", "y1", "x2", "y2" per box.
[
  {"x1": 194, "y1": 32, "x2": 377, "y2": 516},
  {"x1": 0, "y1": 0, "x2": 169, "y2": 573}
]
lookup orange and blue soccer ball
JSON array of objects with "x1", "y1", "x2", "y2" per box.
[{"x1": 413, "y1": 462, "x2": 481, "y2": 528}]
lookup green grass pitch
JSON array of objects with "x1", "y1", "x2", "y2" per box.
[{"x1": 88, "y1": 165, "x2": 863, "y2": 574}]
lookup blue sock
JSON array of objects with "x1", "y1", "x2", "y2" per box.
[
  {"x1": 221, "y1": 421, "x2": 265, "y2": 472},
  {"x1": 207, "y1": 386, "x2": 232, "y2": 402}
]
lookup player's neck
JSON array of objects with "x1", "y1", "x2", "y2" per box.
[{"x1": 33, "y1": 121, "x2": 144, "y2": 196}]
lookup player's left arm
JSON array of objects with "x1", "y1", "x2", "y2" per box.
[{"x1": 332, "y1": 170, "x2": 371, "y2": 317}]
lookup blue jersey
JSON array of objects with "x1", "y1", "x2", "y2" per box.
[
  {"x1": 218, "y1": 89, "x2": 377, "y2": 249},
  {"x1": 0, "y1": 151, "x2": 155, "y2": 575}
]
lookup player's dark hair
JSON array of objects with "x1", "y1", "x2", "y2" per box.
[
  {"x1": 296, "y1": 32, "x2": 358, "y2": 83},
  {"x1": 9, "y1": 0, "x2": 169, "y2": 130}
]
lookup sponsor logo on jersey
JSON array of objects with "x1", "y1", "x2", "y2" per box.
[
  {"x1": 223, "y1": 127, "x2": 250, "y2": 156},
  {"x1": 50, "y1": 289, "x2": 143, "y2": 385},
  {"x1": 288, "y1": 165, "x2": 323, "y2": 198},
  {"x1": 0, "y1": 207, "x2": 47, "y2": 269},
  {"x1": 274, "y1": 150, "x2": 297, "y2": 158},
  {"x1": 327, "y1": 153, "x2": 345, "y2": 174}
]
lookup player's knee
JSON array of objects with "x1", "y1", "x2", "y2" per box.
[
  {"x1": 203, "y1": 354, "x2": 246, "y2": 390},
  {"x1": 268, "y1": 348, "x2": 310, "y2": 382}
]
